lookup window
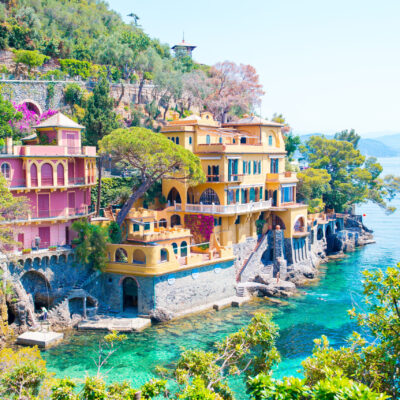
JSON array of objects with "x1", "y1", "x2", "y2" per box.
[
  {"x1": 268, "y1": 135, "x2": 273, "y2": 146},
  {"x1": 235, "y1": 216, "x2": 241, "y2": 225},
  {"x1": 1, "y1": 163, "x2": 10, "y2": 179},
  {"x1": 172, "y1": 242, "x2": 178, "y2": 254},
  {"x1": 160, "y1": 248, "x2": 168, "y2": 262},
  {"x1": 281, "y1": 186, "x2": 294, "y2": 203},
  {"x1": 199, "y1": 188, "x2": 220, "y2": 205},
  {"x1": 144, "y1": 222, "x2": 150, "y2": 230},
  {"x1": 236, "y1": 189, "x2": 240, "y2": 203},
  {"x1": 133, "y1": 224, "x2": 140, "y2": 232},
  {"x1": 219, "y1": 137, "x2": 223, "y2": 144},
  {"x1": 227, "y1": 190, "x2": 234, "y2": 205},
  {"x1": 214, "y1": 217, "x2": 222, "y2": 226},
  {"x1": 258, "y1": 161, "x2": 262, "y2": 174},
  {"x1": 175, "y1": 137, "x2": 179, "y2": 145},
  {"x1": 253, "y1": 161, "x2": 257, "y2": 175},
  {"x1": 243, "y1": 161, "x2": 247, "y2": 174},
  {"x1": 270, "y1": 159, "x2": 279, "y2": 173},
  {"x1": 240, "y1": 137, "x2": 246, "y2": 144},
  {"x1": 206, "y1": 135, "x2": 211, "y2": 144},
  {"x1": 248, "y1": 161, "x2": 251, "y2": 174},
  {"x1": 189, "y1": 136, "x2": 192, "y2": 144},
  {"x1": 171, "y1": 137, "x2": 175, "y2": 143},
  {"x1": 259, "y1": 187, "x2": 263, "y2": 200}
]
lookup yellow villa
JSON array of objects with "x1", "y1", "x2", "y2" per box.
[{"x1": 161, "y1": 112, "x2": 308, "y2": 245}]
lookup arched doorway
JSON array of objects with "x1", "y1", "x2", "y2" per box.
[
  {"x1": 20, "y1": 100, "x2": 42, "y2": 116},
  {"x1": 41, "y1": 163, "x2": 53, "y2": 186},
  {"x1": 167, "y1": 188, "x2": 181, "y2": 205},
  {"x1": 123, "y1": 278, "x2": 138, "y2": 311},
  {"x1": 317, "y1": 227, "x2": 324, "y2": 240},
  {"x1": 199, "y1": 188, "x2": 220, "y2": 205},
  {"x1": 171, "y1": 214, "x2": 181, "y2": 227},
  {"x1": 30, "y1": 164, "x2": 38, "y2": 187},
  {"x1": 158, "y1": 218, "x2": 167, "y2": 228},
  {"x1": 57, "y1": 164, "x2": 64, "y2": 185}
]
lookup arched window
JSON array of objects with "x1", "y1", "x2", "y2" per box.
[
  {"x1": 132, "y1": 249, "x2": 146, "y2": 264},
  {"x1": 158, "y1": 218, "x2": 167, "y2": 228},
  {"x1": 219, "y1": 137, "x2": 223, "y2": 143},
  {"x1": 199, "y1": 188, "x2": 220, "y2": 205},
  {"x1": 206, "y1": 135, "x2": 211, "y2": 144},
  {"x1": 294, "y1": 217, "x2": 305, "y2": 232},
  {"x1": 181, "y1": 241, "x2": 188, "y2": 257},
  {"x1": 57, "y1": 164, "x2": 64, "y2": 186},
  {"x1": 115, "y1": 248, "x2": 128, "y2": 263},
  {"x1": 167, "y1": 188, "x2": 181, "y2": 205},
  {"x1": 30, "y1": 164, "x2": 38, "y2": 187},
  {"x1": 160, "y1": 248, "x2": 168, "y2": 262},
  {"x1": 1, "y1": 163, "x2": 10, "y2": 179},
  {"x1": 172, "y1": 242, "x2": 178, "y2": 255},
  {"x1": 189, "y1": 136, "x2": 193, "y2": 144},
  {"x1": 175, "y1": 137, "x2": 179, "y2": 144},
  {"x1": 268, "y1": 135, "x2": 273, "y2": 146},
  {"x1": 171, "y1": 214, "x2": 181, "y2": 227},
  {"x1": 41, "y1": 163, "x2": 53, "y2": 186},
  {"x1": 171, "y1": 137, "x2": 175, "y2": 143}
]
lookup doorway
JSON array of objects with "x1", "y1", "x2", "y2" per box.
[{"x1": 123, "y1": 278, "x2": 138, "y2": 312}]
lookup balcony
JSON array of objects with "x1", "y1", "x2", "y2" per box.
[
  {"x1": 173, "y1": 199, "x2": 272, "y2": 215},
  {"x1": 266, "y1": 172, "x2": 297, "y2": 183},
  {"x1": 206, "y1": 174, "x2": 244, "y2": 183},
  {"x1": 195, "y1": 142, "x2": 264, "y2": 154},
  {"x1": 0, "y1": 205, "x2": 94, "y2": 224},
  {"x1": 8, "y1": 176, "x2": 93, "y2": 191}
]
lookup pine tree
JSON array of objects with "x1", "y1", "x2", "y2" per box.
[{"x1": 82, "y1": 78, "x2": 120, "y2": 147}]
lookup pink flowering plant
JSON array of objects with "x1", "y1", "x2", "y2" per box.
[
  {"x1": 9, "y1": 102, "x2": 58, "y2": 137},
  {"x1": 184, "y1": 214, "x2": 214, "y2": 244}
]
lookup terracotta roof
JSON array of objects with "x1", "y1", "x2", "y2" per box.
[
  {"x1": 171, "y1": 40, "x2": 196, "y2": 50},
  {"x1": 223, "y1": 116, "x2": 284, "y2": 127},
  {"x1": 33, "y1": 112, "x2": 84, "y2": 129}
]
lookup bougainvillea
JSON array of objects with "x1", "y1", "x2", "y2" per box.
[
  {"x1": 8, "y1": 103, "x2": 58, "y2": 136},
  {"x1": 184, "y1": 214, "x2": 214, "y2": 244}
]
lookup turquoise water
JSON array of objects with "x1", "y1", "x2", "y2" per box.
[{"x1": 42, "y1": 157, "x2": 400, "y2": 395}]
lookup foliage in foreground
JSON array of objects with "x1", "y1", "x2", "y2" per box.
[{"x1": 1, "y1": 263, "x2": 399, "y2": 399}]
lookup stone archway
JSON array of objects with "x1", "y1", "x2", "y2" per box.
[
  {"x1": 19, "y1": 100, "x2": 42, "y2": 116},
  {"x1": 20, "y1": 270, "x2": 52, "y2": 311}
]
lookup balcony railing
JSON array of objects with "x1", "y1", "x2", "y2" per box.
[
  {"x1": 173, "y1": 199, "x2": 272, "y2": 215},
  {"x1": 206, "y1": 174, "x2": 244, "y2": 183},
  {"x1": 0, "y1": 205, "x2": 93, "y2": 224},
  {"x1": 8, "y1": 176, "x2": 89, "y2": 189},
  {"x1": 68, "y1": 177, "x2": 86, "y2": 185}
]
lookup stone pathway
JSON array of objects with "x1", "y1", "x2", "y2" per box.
[
  {"x1": 78, "y1": 316, "x2": 151, "y2": 332},
  {"x1": 17, "y1": 331, "x2": 64, "y2": 348}
]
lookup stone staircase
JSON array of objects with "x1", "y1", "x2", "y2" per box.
[
  {"x1": 237, "y1": 232, "x2": 271, "y2": 283},
  {"x1": 46, "y1": 270, "x2": 99, "y2": 319},
  {"x1": 236, "y1": 285, "x2": 246, "y2": 297}
]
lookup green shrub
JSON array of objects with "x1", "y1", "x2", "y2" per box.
[{"x1": 108, "y1": 221, "x2": 122, "y2": 244}]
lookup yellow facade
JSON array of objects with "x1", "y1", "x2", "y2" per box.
[{"x1": 161, "y1": 113, "x2": 307, "y2": 241}]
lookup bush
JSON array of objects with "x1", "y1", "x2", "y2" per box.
[
  {"x1": 59, "y1": 59, "x2": 93, "y2": 79},
  {"x1": 40, "y1": 69, "x2": 66, "y2": 80},
  {"x1": 108, "y1": 221, "x2": 122, "y2": 244},
  {"x1": 64, "y1": 83, "x2": 83, "y2": 108}
]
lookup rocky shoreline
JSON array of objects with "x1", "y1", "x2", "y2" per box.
[{"x1": 239, "y1": 215, "x2": 374, "y2": 299}]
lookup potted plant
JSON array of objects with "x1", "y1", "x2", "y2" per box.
[
  {"x1": 49, "y1": 245, "x2": 57, "y2": 251},
  {"x1": 22, "y1": 248, "x2": 31, "y2": 254}
]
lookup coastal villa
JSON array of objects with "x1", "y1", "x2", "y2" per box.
[
  {"x1": 0, "y1": 112, "x2": 97, "y2": 251},
  {"x1": 99, "y1": 113, "x2": 310, "y2": 317}
]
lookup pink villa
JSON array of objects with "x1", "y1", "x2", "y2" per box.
[{"x1": 0, "y1": 112, "x2": 97, "y2": 251}]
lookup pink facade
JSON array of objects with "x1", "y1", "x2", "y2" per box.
[{"x1": 0, "y1": 113, "x2": 97, "y2": 251}]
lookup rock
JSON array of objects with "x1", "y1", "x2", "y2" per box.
[
  {"x1": 253, "y1": 275, "x2": 297, "y2": 297},
  {"x1": 149, "y1": 308, "x2": 174, "y2": 323}
]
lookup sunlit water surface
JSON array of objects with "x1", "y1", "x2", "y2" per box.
[{"x1": 42, "y1": 157, "x2": 400, "y2": 397}]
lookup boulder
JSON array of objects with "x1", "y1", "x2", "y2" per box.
[
  {"x1": 253, "y1": 275, "x2": 297, "y2": 297},
  {"x1": 149, "y1": 308, "x2": 174, "y2": 323}
]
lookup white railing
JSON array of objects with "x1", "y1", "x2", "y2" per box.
[{"x1": 174, "y1": 199, "x2": 272, "y2": 214}]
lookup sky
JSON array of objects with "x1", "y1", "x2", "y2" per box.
[{"x1": 107, "y1": 0, "x2": 400, "y2": 137}]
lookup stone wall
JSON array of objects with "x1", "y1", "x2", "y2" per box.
[
  {"x1": 0, "y1": 78, "x2": 159, "y2": 117},
  {"x1": 90, "y1": 260, "x2": 236, "y2": 316}
]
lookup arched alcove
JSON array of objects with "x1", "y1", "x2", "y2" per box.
[{"x1": 199, "y1": 188, "x2": 220, "y2": 205}]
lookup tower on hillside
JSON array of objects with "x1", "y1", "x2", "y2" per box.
[{"x1": 172, "y1": 34, "x2": 196, "y2": 58}]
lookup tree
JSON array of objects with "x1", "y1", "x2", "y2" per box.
[
  {"x1": 0, "y1": 174, "x2": 28, "y2": 252},
  {"x1": 82, "y1": 77, "x2": 120, "y2": 147},
  {"x1": 12, "y1": 49, "x2": 48, "y2": 75},
  {"x1": 98, "y1": 128, "x2": 205, "y2": 226},
  {"x1": 0, "y1": 92, "x2": 22, "y2": 139},
  {"x1": 283, "y1": 132, "x2": 301, "y2": 161},
  {"x1": 64, "y1": 83, "x2": 83, "y2": 113},
  {"x1": 300, "y1": 135, "x2": 399, "y2": 212},
  {"x1": 205, "y1": 61, "x2": 264, "y2": 123},
  {"x1": 134, "y1": 47, "x2": 162, "y2": 104},
  {"x1": 173, "y1": 313, "x2": 280, "y2": 398},
  {"x1": 334, "y1": 129, "x2": 361, "y2": 149},
  {"x1": 301, "y1": 263, "x2": 400, "y2": 399},
  {"x1": 297, "y1": 168, "x2": 331, "y2": 213},
  {"x1": 71, "y1": 220, "x2": 109, "y2": 271}
]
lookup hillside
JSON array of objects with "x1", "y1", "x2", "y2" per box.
[{"x1": 298, "y1": 133, "x2": 398, "y2": 158}]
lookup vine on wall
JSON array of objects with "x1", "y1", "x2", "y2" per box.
[{"x1": 184, "y1": 214, "x2": 214, "y2": 244}]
